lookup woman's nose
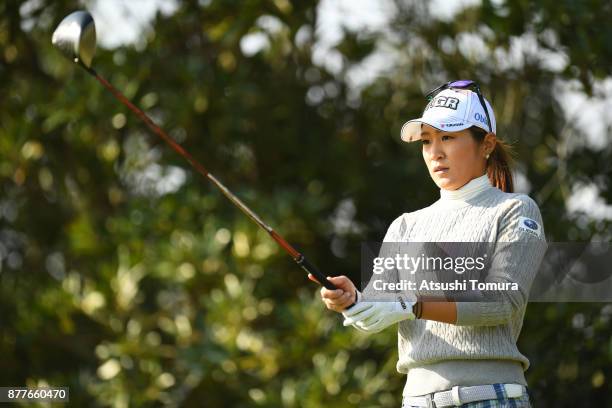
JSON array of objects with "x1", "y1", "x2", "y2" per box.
[{"x1": 428, "y1": 141, "x2": 444, "y2": 160}]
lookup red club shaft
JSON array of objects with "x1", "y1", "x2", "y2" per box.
[{"x1": 83, "y1": 66, "x2": 339, "y2": 291}]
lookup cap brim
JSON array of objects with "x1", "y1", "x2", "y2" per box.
[{"x1": 400, "y1": 119, "x2": 472, "y2": 142}]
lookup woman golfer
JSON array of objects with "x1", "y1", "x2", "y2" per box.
[{"x1": 311, "y1": 81, "x2": 547, "y2": 407}]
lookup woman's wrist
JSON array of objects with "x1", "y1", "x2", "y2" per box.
[{"x1": 414, "y1": 301, "x2": 457, "y2": 324}]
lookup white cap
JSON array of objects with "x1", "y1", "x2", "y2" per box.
[{"x1": 400, "y1": 88, "x2": 496, "y2": 142}]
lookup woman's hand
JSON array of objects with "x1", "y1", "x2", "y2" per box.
[{"x1": 308, "y1": 274, "x2": 357, "y2": 313}]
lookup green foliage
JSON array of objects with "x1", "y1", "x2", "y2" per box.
[{"x1": 0, "y1": 0, "x2": 610, "y2": 406}]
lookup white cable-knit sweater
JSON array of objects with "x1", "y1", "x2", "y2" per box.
[{"x1": 373, "y1": 175, "x2": 548, "y2": 396}]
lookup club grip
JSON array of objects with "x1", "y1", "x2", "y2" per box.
[
  {"x1": 296, "y1": 254, "x2": 355, "y2": 309},
  {"x1": 295, "y1": 255, "x2": 338, "y2": 290}
]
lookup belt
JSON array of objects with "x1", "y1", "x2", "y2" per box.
[{"x1": 402, "y1": 383, "x2": 524, "y2": 408}]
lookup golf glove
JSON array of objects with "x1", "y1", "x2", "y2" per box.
[{"x1": 342, "y1": 291, "x2": 416, "y2": 333}]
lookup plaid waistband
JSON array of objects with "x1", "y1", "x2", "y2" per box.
[{"x1": 402, "y1": 383, "x2": 532, "y2": 408}]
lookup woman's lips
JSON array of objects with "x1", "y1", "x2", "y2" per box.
[{"x1": 433, "y1": 166, "x2": 449, "y2": 173}]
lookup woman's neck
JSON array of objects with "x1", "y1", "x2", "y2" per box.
[{"x1": 440, "y1": 174, "x2": 492, "y2": 201}]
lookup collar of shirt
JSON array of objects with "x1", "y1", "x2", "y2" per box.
[{"x1": 439, "y1": 173, "x2": 492, "y2": 202}]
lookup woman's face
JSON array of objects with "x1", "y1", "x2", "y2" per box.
[{"x1": 421, "y1": 124, "x2": 487, "y2": 190}]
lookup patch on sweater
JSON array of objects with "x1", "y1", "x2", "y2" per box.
[{"x1": 518, "y1": 216, "x2": 542, "y2": 239}]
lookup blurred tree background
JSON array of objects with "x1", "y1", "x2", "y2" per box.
[{"x1": 1, "y1": 0, "x2": 611, "y2": 406}]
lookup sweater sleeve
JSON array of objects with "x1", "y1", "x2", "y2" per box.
[{"x1": 455, "y1": 196, "x2": 548, "y2": 326}]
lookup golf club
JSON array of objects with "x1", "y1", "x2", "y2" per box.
[{"x1": 52, "y1": 10, "x2": 353, "y2": 299}]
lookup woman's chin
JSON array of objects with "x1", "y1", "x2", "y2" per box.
[{"x1": 433, "y1": 178, "x2": 457, "y2": 191}]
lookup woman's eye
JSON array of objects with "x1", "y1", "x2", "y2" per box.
[
  {"x1": 421, "y1": 139, "x2": 430, "y2": 145},
  {"x1": 441, "y1": 135, "x2": 454, "y2": 141}
]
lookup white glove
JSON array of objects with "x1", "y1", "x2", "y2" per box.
[{"x1": 342, "y1": 291, "x2": 416, "y2": 333}]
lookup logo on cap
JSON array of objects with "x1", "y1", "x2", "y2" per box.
[
  {"x1": 440, "y1": 122, "x2": 464, "y2": 128},
  {"x1": 426, "y1": 96, "x2": 460, "y2": 111},
  {"x1": 474, "y1": 112, "x2": 488, "y2": 127}
]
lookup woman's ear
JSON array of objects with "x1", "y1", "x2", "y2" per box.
[{"x1": 483, "y1": 133, "x2": 497, "y2": 156}]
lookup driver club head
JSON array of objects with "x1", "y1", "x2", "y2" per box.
[{"x1": 52, "y1": 10, "x2": 96, "y2": 68}]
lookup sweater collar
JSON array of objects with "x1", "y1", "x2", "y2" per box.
[{"x1": 440, "y1": 174, "x2": 492, "y2": 201}]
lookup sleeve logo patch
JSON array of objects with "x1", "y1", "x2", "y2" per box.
[{"x1": 518, "y1": 216, "x2": 542, "y2": 239}]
